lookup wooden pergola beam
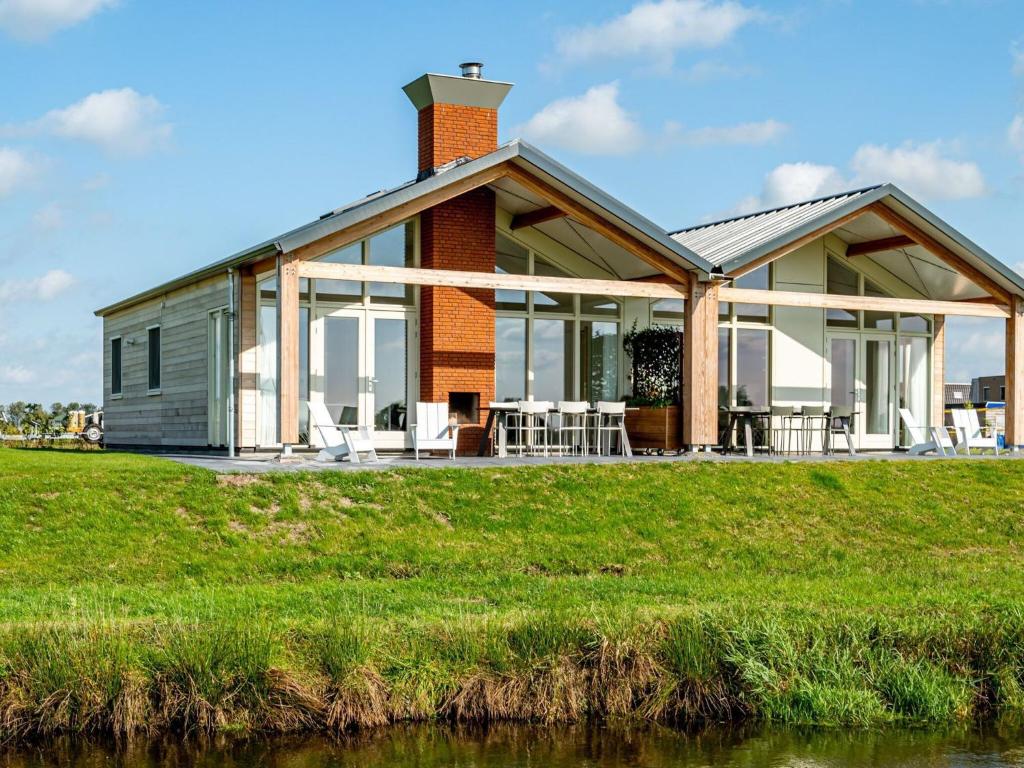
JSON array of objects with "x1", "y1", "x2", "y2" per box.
[
  {"x1": 867, "y1": 202, "x2": 1012, "y2": 304},
  {"x1": 510, "y1": 205, "x2": 566, "y2": 230},
  {"x1": 846, "y1": 235, "x2": 915, "y2": 257},
  {"x1": 503, "y1": 165, "x2": 694, "y2": 287},
  {"x1": 297, "y1": 261, "x2": 688, "y2": 299},
  {"x1": 718, "y1": 286, "x2": 1009, "y2": 319}
]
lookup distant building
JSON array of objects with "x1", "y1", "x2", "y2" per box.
[
  {"x1": 944, "y1": 383, "x2": 971, "y2": 408},
  {"x1": 971, "y1": 375, "x2": 1006, "y2": 404}
]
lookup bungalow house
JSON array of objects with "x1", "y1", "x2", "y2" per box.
[{"x1": 95, "y1": 64, "x2": 1024, "y2": 454}]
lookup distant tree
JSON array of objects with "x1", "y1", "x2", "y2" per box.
[{"x1": 5, "y1": 401, "x2": 28, "y2": 431}]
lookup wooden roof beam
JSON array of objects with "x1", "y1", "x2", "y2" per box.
[
  {"x1": 867, "y1": 202, "x2": 1011, "y2": 303},
  {"x1": 845, "y1": 235, "x2": 915, "y2": 257},
  {"x1": 510, "y1": 205, "x2": 566, "y2": 230}
]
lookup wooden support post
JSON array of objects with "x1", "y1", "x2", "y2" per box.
[
  {"x1": 683, "y1": 281, "x2": 719, "y2": 448},
  {"x1": 276, "y1": 255, "x2": 300, "y2": 447},
  {"x1": 237, "y1": 268, "x2": 258, "y2": 449},
  {"x1": 932, "y1": 315, "x2": 945, "y2": 430},
  {"x1": 1006, "y1": 296, "x2": 1024, "y2": 448}
]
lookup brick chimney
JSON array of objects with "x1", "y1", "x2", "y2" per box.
[
  {"x1": 403, "y1": 62, "x2": 512, "y2": 175},
  {"x1": 402, "y1": 64, "x2": 513, "y2": 454}
]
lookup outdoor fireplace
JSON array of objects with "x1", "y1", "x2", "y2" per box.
[{"x1": 448, "y1": 392, "x2": 480, "y2": 424}]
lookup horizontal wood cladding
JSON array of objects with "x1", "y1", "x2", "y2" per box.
[{"x1": 102, "y1": 274, "x2": 228, "y2": 447}]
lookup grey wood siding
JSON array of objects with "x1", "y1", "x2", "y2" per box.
[{"x1": 102, "y1": 275, "x2": 228, "y2": 447}]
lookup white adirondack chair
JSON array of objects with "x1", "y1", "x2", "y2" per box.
[
  {"x1": 307, "y1": 401, "x2": 378, "y2": 463},
  {"x1": 952, "y1": 408, "x2": 1001, "y2": 455},
  {"x1": 898, "y1": 408, "x2": 957, "y2": 456},
  {"x1": 410, "y1": 402, "x2": 459, "y2": 460}
]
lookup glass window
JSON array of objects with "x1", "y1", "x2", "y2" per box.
[
  {"x1": 826, "y1": 256, "x2": 859, "y2": 328},
  {"x1": 734, "y1": 265, "x2": 770, "y2": 323},
  {"x1": 315, "y1": 243, "x2": 362, "y2": 302},
  {"x1": 581, "y1": 321, "x2": 619, "y2": 401},
  {"x1": 865, "y1": 338, "x2": 892, "y2": 434},
  {"x1": 533, "y1": 319, "x2": 572, "y2": 402},
  {"x1": 735, "y1": 328, "x2": 768, "y2": 407},
  {"x1": 368, "y1": 222, "x2": 415, "y2": 303},
  {"x1": 533, "y1": 255, "x2": 574, "y2": 313},
  {"x1": 863, "y1": 279, "x2": 895, "y2": 331},
  {"x1": 898, "y1": 336, "x2": 928, "y2": 442},
  {"x1": 324, "y1": 316, "x2": 359, "y2": 426},
  {"x1": 899, "y1": 313, "x2": 931, "y2": 333},
  {"x1": 373, "y1": 317, "x2": 407, "y2": 430},
  {"x1": 110, "y1": 338, "x2": 122, "y2": 395},
  {"x1": 496, "y1": 234, "x2": 528, "y2": 311},
  {"x1": 147, "y1": 327, "x2": 161, "y2": 391},
  {"x1": 496, "y1": 317, "x2": 527, "y2": 402},
  {"x1": 652, "y1": 298, "x2": 685, "y2": 326},
  {"x1": 258, "y1": 304, "x2": 278, "y2": 445},
  {"x1": 579, "y1": 294, "x2": 621, "y2": 316},
  {"x1": 718, "y1": 327, "x2": 730, "y2": 407}
]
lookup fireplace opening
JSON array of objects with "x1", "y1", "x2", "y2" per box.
[{"x1": 448, "y1": 392, "x2": 480, "y2": 424}]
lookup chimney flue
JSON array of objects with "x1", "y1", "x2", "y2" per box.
[{"x1": 459, "y1": 61, "x2": 483, "y2": 79}]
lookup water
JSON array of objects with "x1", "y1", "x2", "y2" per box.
[{"x1": 3, "y1": 724, "x2": 1024, "y2": 767}]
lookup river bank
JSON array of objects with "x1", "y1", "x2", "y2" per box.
[{"x1": 1, "y1": 448, "x2": 1023, "y2": 736}]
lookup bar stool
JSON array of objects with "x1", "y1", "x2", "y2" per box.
[
  {"x1": 800, "y1": 405, "x2": 829, "y2": 454},
  {"x1": 768, "y1": 405, "x2": 801, "y2": 455},
  {"x1": 512, "y1": 400, "x2": 553, "y2": 456},
  {"x1": 827, "y1": 405, "x2": 853, "y2": 455},
  {"x1": 595, "y1": 401, "x2": 628, "y2": 456},
  {"x1": 553, "y1": 401, "x2": 588, "y2": 455}
]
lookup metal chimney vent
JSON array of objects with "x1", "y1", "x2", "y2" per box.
[{"x1": 459, "y1": 62, "x2": 483, "y2": 79}]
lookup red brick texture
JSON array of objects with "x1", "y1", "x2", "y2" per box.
[
  {"x1": 416, "y1": 99, "x2": 500, "y2": 453},
  {"x1": 420, "y1": 187, "x2": 496, "y2": 454},
  {"x1": 418, "y1": 104, "x2": 499, "y2": 172}
]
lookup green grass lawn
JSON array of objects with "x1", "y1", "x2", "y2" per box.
[{"x1": 0, "y1": 446, "x2": 1023, "y2": 733}]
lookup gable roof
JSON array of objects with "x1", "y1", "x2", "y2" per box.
[
  {"x1": 670, "y1": 184, "x2": 1024, "y2": 296},
  {"x1": 95, "y1": 140, "x2": 711, "y2": 316},
  {"x1": 670, "y1": 185, "x2": 881, "y2": 269},
  {"x1": 944, "y1": 383, "x2": 971, "y2": 405}
]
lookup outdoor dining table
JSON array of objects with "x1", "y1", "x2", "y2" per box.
[
  {"x1": 477, "y1": 403, "x2": 631, "y2": 458},
  {"x1": 719, "y1": 406, "x2": 770, "y2": 457}
]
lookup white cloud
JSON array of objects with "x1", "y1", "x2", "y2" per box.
[
  {"x1": 0, "y1": 269, "x2": 76, "y2": 302},
  {"x1": 1010, "y1": 115, "x2": 1024, "y2": 154},
  {"x1": 732, "y1": 141, "x2": 986, "y2": 215},
  {"x1": 731, "y1": 162, "x2": 851, "y2": 214},
  {"x1": 0, "y1": 365, "x2": 34, "y2": 385},
  {"x1": 849, "y1": 141, "x2": 986, "y2": 200},
  {"x1": 520, "y1": 82, "x2": 785, "y2": 155},
  {"x1": 556, "y1": 0, "x2": 763, "y2": 67},
  {"x1": 519, "y1": 82, "x2": 644, "y2": 155},
  {"x1": 0, "y1": 0, "x2": 116, "y2": 41},
  {"x1": 667, "y1": 118, "x2": 787, "y2": 146},
  {"x1": 0, "y1": 147, "x2": 33, "y2": 196},
  {"x1": 39, "y1": 88, "x2": 171, "y2": 154}
]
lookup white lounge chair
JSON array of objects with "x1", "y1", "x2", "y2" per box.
[
  {"x1": 952, "y1": 408, "x2": 1001, "y2": 456},
  {"x1": 307, "y1": 401, "x2": 378, "y2": 463},
  {"x1": 410, "y1": 402, "x2": 459, "y2": 460},
  {"x1": 898, "y1": 408, "x2": 957, "y2": 456}
]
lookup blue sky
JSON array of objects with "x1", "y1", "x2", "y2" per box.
[{"x1": 0, "y1": 0, "x2": 1022, "y2": 405}]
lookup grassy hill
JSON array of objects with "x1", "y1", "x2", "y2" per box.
[{"x1": 0, "y1": 447, "x2": 1023, "y2": 735}]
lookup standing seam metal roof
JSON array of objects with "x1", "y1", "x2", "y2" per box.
[{"x1": 669, "y1": 186, "x2": 882, "y2": 269}]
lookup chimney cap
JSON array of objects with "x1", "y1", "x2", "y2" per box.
[
  {"x1": 402, "y1": 71, "x2": 513, "y2": 112},
  {"x1": 459, "y1": 62, "x2": 483, "y2": 79}
]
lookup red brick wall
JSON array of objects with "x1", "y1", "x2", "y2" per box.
[
  {"x1": 420, "y1": 187, "x2": 496, "y2": 453},
  {"x1": 418, "y1": 104, "x2": 499, "y2": 172}
]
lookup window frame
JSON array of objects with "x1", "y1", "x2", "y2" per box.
[
  {"x1": 717, "y1": 264, "x2": 773, "y2": 407},
  {"x1": 494, "y1": 229, "x2": 624, "y2": 402},
  {"x1": 147, "y1": 324, "x2": 162, "y2": 395},
  {"x1": 110, "y1": 336, "x2": 123, "y2": 399}
]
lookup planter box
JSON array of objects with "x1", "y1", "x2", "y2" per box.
[{"x1": 625, "y1": 405, "x2": 682, "y2": 453}]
